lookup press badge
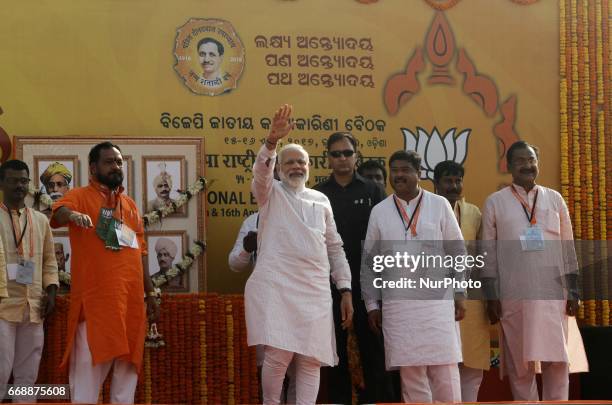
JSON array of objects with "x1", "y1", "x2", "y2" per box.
[
  {"x1": 16, "y1": 260, "x2": 35, "y2": 285},
  {"x1": 520, "y1": 226, "x2": 544, "y2": 251},
  {"x1": 116, "y1": 223, "x2": 139, "y2": 249}
]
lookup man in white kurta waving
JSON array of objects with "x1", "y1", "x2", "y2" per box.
[
  {"x1": 361, "y1": 150, "x2": 467, "y2": 403},
  {"x1": 245, "y1": 104, "x2": 353, "y2": 405}
]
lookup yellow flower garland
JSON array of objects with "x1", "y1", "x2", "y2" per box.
[
  {"x1": 562, "y1": 0, "x2": 610, "y2": 325},
  {"x1": 599, "y1": 111, "x2": 607, "y2": 240},
  {"x1": 571, "y1": 0, "x2": 582, "y2": 241},
  {"x1": 596, "y1": 0, "x2": 605, "y2": 105},
  {"x1": 560, "y1": 0, "x2": 570, "y2": 200},
  {"x1": 582, "y1": 0, "x2": 594, "y2": 241}
]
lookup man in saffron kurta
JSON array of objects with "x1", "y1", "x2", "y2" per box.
[
  {"x1": 51, "y1": 142, "x2": 158, "y2": 404},
  {"x1": 434, "y1": 161, "x2": 490, "y2": 402},
  {"x1": 481, "y1": 141, "x2": 588, "y2": 401}
]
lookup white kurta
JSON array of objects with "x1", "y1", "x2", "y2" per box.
[
  {"x1": 481, "y1": 185, "x2": 588, "y2": 377},
  {"x1": 361, "y1": 190, "x2": 465, "y2": 369},
  {"x1": 245, "y1": 145, "x2": 351, "y2": 366}
]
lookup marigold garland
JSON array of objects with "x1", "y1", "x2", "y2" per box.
[
  {"x1": 581, "y1": 0, "x2": 594, "y2": 241},
  {"x1": 562, "y1": 0, "x2": 611, "y2": 326}
]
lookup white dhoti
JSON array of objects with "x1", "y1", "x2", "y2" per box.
[{"x1": 69, "y1": 322, "x2": 138, "y2": 404}]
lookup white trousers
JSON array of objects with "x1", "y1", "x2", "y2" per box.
[
  {"x1": 399, "y1": 364, "x2": 461, "y2": 403},
  {"x1": 0, "y1": 312, "x2": 44, "y2": 403},
  {"x1": 69, "y1": 322, "x2": 138, "y2": 404},
  {"x1": 507, "y1": 361, "x2": 569, "y2": 401},
  {"x1": 261, "y1": 346, "x2": 319, "y2": 405},
  {"x1": 459, "y1": 364, "x2": 483, "y2": 402},
  {"x1": 258, "y1": 345, "x2": 296, "y2": 403}
]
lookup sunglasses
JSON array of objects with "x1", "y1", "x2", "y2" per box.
[{"x1": 329, "y1": 150, "x2": 355, "y2": 158}]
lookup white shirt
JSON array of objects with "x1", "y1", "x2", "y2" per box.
[{"x1": 360, "y1": 190, "x2": 465, "y2": 368}]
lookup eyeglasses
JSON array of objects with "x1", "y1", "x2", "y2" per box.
[
  {"x1": 329, "y1": 150, "x2": 355, "y2": 158},
  {"x1": 4, "y1": 178, "x2": 31, "y2": 186}
]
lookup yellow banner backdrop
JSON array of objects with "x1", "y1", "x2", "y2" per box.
[{"x1": 0, "y1": 0, "x2": 561, "y2": 292}]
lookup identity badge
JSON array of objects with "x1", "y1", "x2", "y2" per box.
[
  {"x1": 116, "y1": 223, "x2": 138, "y2": 249},
  {"x1": 16, "y1": 260, "x2": 35, "y2": 285},
  {"x1": 520, "y1": 226, "x2": 544, "y2": 251}
]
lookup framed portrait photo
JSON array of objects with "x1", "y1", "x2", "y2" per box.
[
  {"x1": 146, "y1": 231, "x2": 188, "y2": 292},
  {"x1": 34, "y1": 156, "x2": 80, "y2": 199},
  {"x1": 142, "y1": 156, "x2": 186, "y2": 216}
]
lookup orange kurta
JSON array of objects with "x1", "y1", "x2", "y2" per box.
[{"x1": 51, "y1": 181, "x2": 147, "y2": 370}]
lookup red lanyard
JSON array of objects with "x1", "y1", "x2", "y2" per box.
[
  {"x1": 510, "y1": 185, "x2": 538, "y2": 225},
  {"x1": 393, "y1": 192, "x2": 423, "y2": 237}
]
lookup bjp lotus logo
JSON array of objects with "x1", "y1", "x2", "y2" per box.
[{"x1": 402, "y1": 127, "x2": 471, "y2": 180}]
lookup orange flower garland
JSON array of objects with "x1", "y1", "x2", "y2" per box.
[
  {"x1": 562, "y1": 0, "x2": 610, "y2": 326},
  {"x1": 560, "y1": 0, "x2": 570, "y2": 204}
]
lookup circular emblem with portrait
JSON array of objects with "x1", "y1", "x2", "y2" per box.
[{"x1": 173, "y1": 18, "x2": 245, "y2": 96}]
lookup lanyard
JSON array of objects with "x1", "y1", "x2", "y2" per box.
[
  {"x1": 1, "y1": 204, "x2": 34, "y2": 258},
  {"x1": 510, "y1": 185, "x2": 538, "y2": 225},
  {"x1": 393, "y1": 191, "x2": 423, "y2": 237}
]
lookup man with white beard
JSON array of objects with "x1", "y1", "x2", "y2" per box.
[{"x1": 245, "y1": 104, "x2": 353, "y2": 405}]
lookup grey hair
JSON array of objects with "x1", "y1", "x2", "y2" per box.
[{"x1": 278, "y1": 143, "x2": 309, "y2": 164}]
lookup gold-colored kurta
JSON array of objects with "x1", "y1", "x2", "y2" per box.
[{"x1": 456, "y1": 199, "x2": 490, "y2": 370}]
